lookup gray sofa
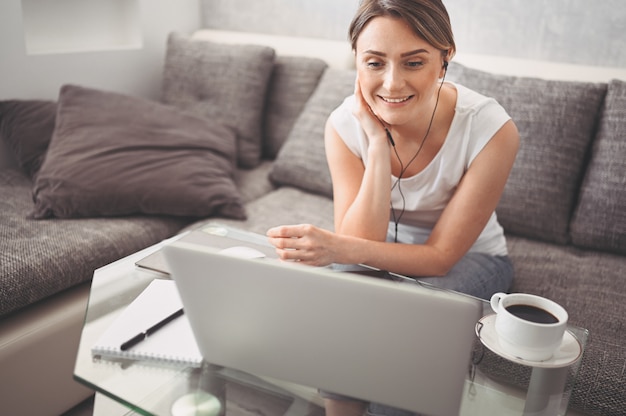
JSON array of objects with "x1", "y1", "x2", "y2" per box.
[{"x1": 1, "y1": 32, "x2": 624, "y2": 416}]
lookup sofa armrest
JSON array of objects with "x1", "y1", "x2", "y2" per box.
[{"x1": 0, "y1": 282, "x2": 94, "y2": 416}]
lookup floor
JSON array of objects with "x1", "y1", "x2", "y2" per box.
[
  {"x1": 61, "y1": 394, "x2": 140, "y2": 416},
  {"x1": 60, "y1": 390, "x2": 325, "y2": 416},
  {"x1": 61, "y1": 395, "x2": 591, "y2": 416},
  {"x1": 61, "y1": 395, "x2": 95, "y2": 416}
]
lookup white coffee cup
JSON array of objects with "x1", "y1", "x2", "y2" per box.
[{"x1": 490, "y1": 292, "x2": 568, "y2": 361}]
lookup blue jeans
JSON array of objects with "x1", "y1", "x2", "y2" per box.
[
  {"x1": 416, "y1": 252, "x2": 514, "y2": 300},
  {"x1": 323, "y1": 252, "x2": 514, "y2": 415},
  {"x1": 332, "y1": 252, "x2": 514, "y2": 300}
]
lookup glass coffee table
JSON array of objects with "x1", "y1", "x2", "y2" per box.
[{"x1": 74, "y1": 224, "x2": 588, "y2": 416}]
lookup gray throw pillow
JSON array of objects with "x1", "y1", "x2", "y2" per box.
[
  {"x1": 162, "y1": 33, "x2": 276, "y2": 168},
  {"x1": 448, "y1": 63, "x2": 607, "y2": 244},
  {"x1": 263, "y1": 56, "x2": 328, "y2": 159},
  {"x1": 270, "y1": 68, "x2": 356, "y2": 198},
  {"x1": 0, "y1": 100, "x2": 57, "y2": 178},
  {"x1": 570, "y1": 79, "x2": 626, "y2": 254},
  {"x1": 31, "y1": 84, "x2": 245, "y2": 220}
]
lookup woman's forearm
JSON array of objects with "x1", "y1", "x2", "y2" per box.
[
  {"x1": 337, "y1": 234, "x2": 455, "y2": 277},
  {"x1": 335, "y1": 141, "x2": 392, "y2": 241}
]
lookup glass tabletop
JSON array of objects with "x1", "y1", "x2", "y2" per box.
[{"x1": 74, "y1": 224, "x2": 588, "y2": 416}]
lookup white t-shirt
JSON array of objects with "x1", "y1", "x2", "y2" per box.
[{"x1": 329, "y1": 82, "x2": 511, "y2": 256}]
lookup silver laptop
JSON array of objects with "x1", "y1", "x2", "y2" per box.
[{"x1": 163, "y1": 240, "x2": 481, "y2": 416}]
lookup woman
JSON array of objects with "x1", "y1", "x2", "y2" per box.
[{"x1": 268, "y1": 0, "x2": 519, "y2": 413}]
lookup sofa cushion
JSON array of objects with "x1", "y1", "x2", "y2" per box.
[
  {"x1": 187, "y1": 187, "x2": 336, "y2": 237},
  {"x1": 31, "y1": 84, "x2": 245, "y2": 220},
  {"x1": 0, "y1": 100, "x2": 57, "y2": 178},
  {"x1": 162, "y1": 33, "x2": 275, "y2": 168},
  {"x1": 234, "y1": 161, "x2": 276, "y2": 204},
  {"x1": 0, "y1": 168, "x2": 189, "y2": 317},
  {"x1": 447, "y1": 63, "x2": 607, "y2": 245},
  {"x1": 263, "y1": 56, "x2": 328, "y2": 159},
  {"x1": 570, "y1": 79, "x2": 626, "y2": 254},
  {"x1": 270, "y1": 68, "x2": 356, "y2": 198}
]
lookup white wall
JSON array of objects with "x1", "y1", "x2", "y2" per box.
[
  {"x1": 445, "y1": 0, "x2": 626, "y2": 68},
  {"x1": 0, "y1": 0, "x2": 202, "y2": 100},
  {"x1": 201, "y1": 0, "x2": 626, "y2": 70},
  {"x1": 2, "y1": 0, "x2": 624, "y2": 102}
]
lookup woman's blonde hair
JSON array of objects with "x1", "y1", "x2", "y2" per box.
[{"x1": 349, "y1": 0, "x2": 456, "y2": 61}]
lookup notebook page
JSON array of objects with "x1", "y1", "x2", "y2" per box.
[{"x1": 91, "y1": 279, "x2": 203, "y2": 367}]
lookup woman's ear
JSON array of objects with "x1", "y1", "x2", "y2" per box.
[{"x1": 440, "y1": 50, "x2": 450, "y2": 78}]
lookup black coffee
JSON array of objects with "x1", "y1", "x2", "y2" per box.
[{"x1": 505, "y1": 304, "x2": 559, "y2": 324}]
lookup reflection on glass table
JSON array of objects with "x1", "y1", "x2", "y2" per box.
[{"x1": 74, "y1": 232, "x2": 587, "y2": 416}]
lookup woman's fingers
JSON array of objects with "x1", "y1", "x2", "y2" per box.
[{"x1": 266, "y1": 225, "x2": 333, "y2": 266}]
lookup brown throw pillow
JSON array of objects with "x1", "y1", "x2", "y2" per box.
[{"x1": 31, "y1": 85, "x2": 246, "y2": 220}]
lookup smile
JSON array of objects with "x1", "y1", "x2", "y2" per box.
[{"x1": 380, "y1": 95, "x2": 413, "y2": 103}]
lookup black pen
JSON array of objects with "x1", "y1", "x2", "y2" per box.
[{"x1": 120, "y1": 308, "x2": 184, "y2": 351}]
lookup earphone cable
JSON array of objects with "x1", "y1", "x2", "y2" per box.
[{"x1": 389, "y1": 70, "x2": 447, "y2": 242}]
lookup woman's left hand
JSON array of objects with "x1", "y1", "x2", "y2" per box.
[{"x1": 266, "y1": 224, "x2": 339, "y2": 266}]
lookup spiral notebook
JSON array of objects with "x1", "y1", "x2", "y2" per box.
[{"x1": 91, "y1": 279, "x2": 203, "y2": 367}]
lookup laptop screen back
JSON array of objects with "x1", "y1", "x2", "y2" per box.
[{"x1": 164, "y1": 241, "x2": 481, "y2": 416}]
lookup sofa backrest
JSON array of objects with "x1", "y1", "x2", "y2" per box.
[
  {"x1": 0, "y1": 137, "x2": 18, "y2": 170},
  {"x1": 446, "y1": 63, "x2": 608, "y2": 246},
  {"x1": 570, "y1": 79, "x2": 626, "y2": 255},
  {"x1": 0, "y1": 100, "x2": 57, "y2": 175},
  {"x1": 270, "y1": 68, "x2": 355, "y2": 197},
  {"x1": 446, "y1": 65, "x2": 625, "y2": 255}
]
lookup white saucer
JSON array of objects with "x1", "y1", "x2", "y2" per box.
[{"x1": 476, "y1": 314, "x2": 582, "y2": 368}]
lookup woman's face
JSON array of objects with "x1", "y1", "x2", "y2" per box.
[{"x1": 355, "y1": 16, "x2": 446, "y2": 128}]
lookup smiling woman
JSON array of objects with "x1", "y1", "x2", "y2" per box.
[
  {"x1": 265, "y1": 2, "x2": 520, "y2": 414},
  {"x1": 352, "y1": 16, "x2": 450, "y2": 167},
  {"x1": 267, "y1": 0, "x2": 518, "y2": 284}
]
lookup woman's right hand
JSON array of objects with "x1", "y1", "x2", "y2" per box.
[
  {"x1": 323, "y1": 77, "x2": 393, "y2": 241},
  {"x1": 352, "y1": 77, "x2": 390, "y2": 148}
]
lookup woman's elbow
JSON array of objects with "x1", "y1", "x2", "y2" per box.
[{"x1": 424, "y1": 249, "x2": 459, "y2": 277}]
